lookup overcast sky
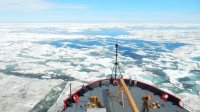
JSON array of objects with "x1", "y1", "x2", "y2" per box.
[{"x1": 0, "y1": 0, "x2": 199, "y2": 23}]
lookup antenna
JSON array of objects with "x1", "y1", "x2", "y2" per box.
[{"x1": 111, "y1": 43, "x2": 122, "y2": 78}]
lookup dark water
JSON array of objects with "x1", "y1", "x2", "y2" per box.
[
  {"x1": 192, "y1": 57, "x2": 200, "y2": 62},
  {"x1": 39, "y1": 37, "x2": 190, "y2": 82},
  {"x1": 41, "y1": 38, "x2": 188, "y2": 51},
  {"x1": 178, "y1": 75, "x2": 200, "y2": 94},
  {"x1": 40, "y1": 38, "x2": 188, "y2": 64}
]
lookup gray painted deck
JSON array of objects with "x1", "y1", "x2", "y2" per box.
[{"x1": 64, "y1": 79, "x2": 189, "y2": 112}]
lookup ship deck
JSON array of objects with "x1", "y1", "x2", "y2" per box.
[{"x1": 63, "y1": 78, "x2": 189, "y2": 112}]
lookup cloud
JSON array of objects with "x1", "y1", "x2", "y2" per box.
[
  {"x1": 0, "y1": 0, "x2": 51, "y2": 11},
  {"x1": 0, "y1": 0, "x2": 88, "y2": 12},
  {"x1": 55, "y1": 4, "x2": 89, "y2": 10}
]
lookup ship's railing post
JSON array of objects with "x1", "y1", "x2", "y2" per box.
[{"x1": 69, "y1": 83, "x2": 72, "y2": 96}]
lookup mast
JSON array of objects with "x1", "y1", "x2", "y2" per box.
[
  {"x1": 114, "y1": 44, "x2": 118, "y2": 78},
  {"x1": 113, "y1": 44, "x2": 139, "y2": 112},
  {"x1": 111, "y1": 43, "x2": 122, "y2": 78}
]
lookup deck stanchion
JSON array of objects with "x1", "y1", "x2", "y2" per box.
[{"x1": 70, "y1": 83, "x2": 72, "y2": 96}]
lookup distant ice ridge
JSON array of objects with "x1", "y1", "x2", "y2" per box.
[
  {"x1": 0, "y1": 23, "x2": 199, "y2": 112},
  {"x1": 0, "y1": 23, "x2": 200, "y2": 43}
]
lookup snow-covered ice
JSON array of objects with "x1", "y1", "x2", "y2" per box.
[{"x1": 0, "y1": 23, "x2": 199, "y2": 112}]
